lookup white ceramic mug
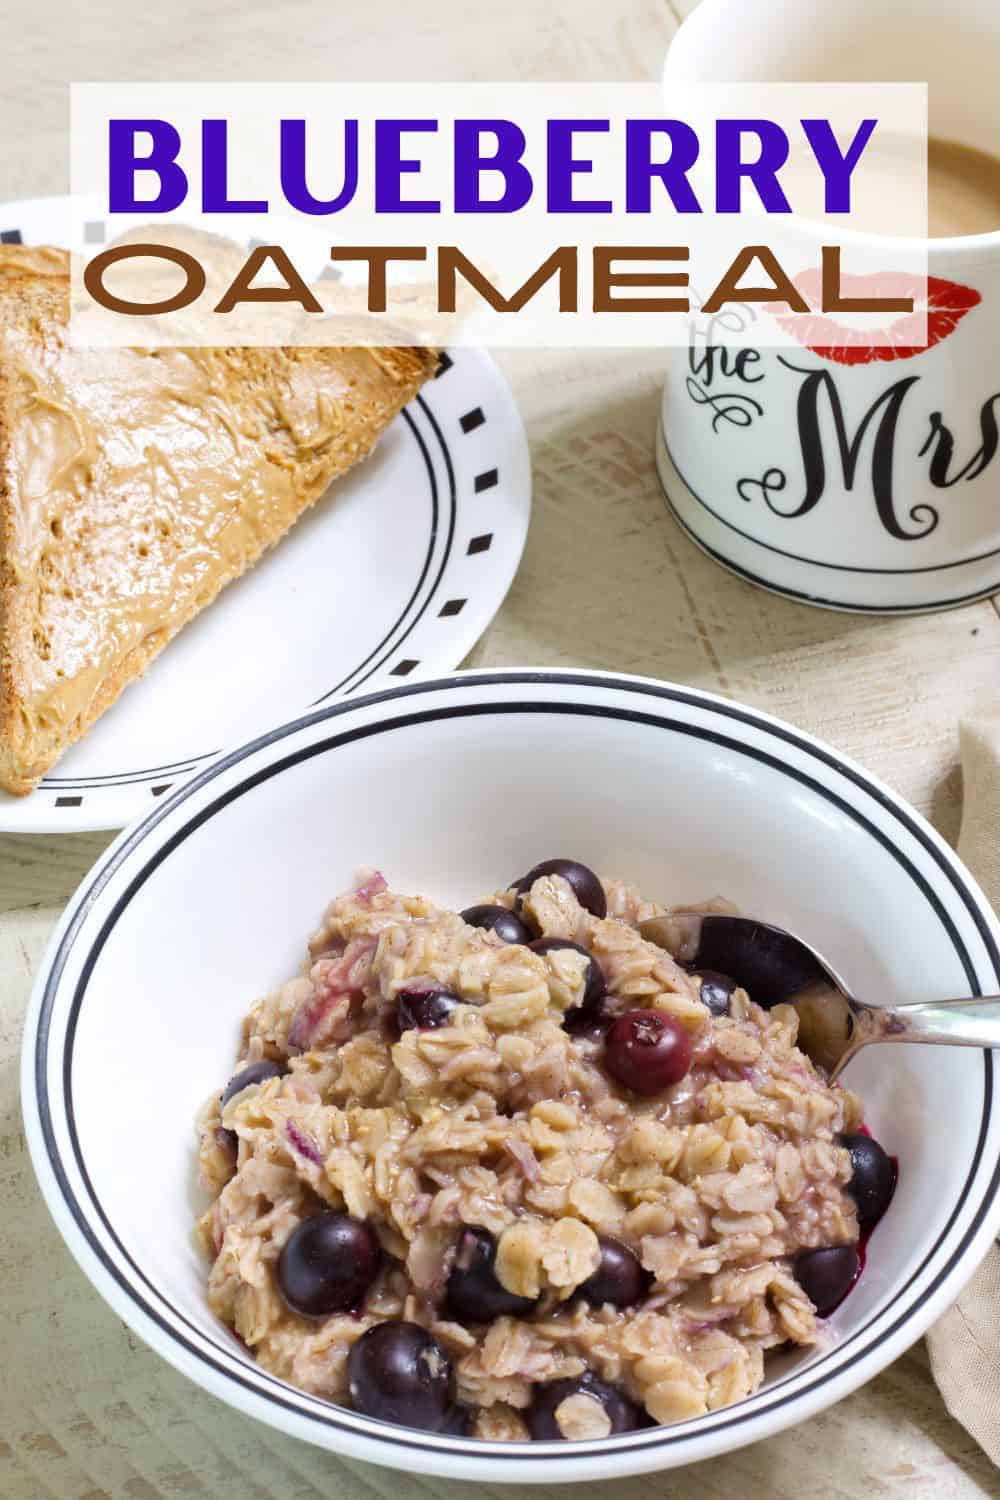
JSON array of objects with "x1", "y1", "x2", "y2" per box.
[{"x1": 658, "y1": 0, "x2": 1000, "y2": 613}]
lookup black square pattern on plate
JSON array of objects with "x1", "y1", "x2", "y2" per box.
[
  {"x1": 152, "y1": 784, "x2": 173, "y2": 797},
  {"x1": 460, "y1": 407, "x2": 486, "y2": 434},
  {"x1": 84, "y1": 220, "x2": 106, "y2": 244},
  {"x1": 474, "y1": 468, "x2": 499, "y2": 493},
  {"x1": 438, "y1": 598, "x2": 466, "y2": 617},
  {"x1": 391, "y1": 659, "x2": 420, "y2": 677},
  {"x1": 467, "y1": 533, "x2": 493, "y2": 555},
  {"x1": 55, "y1": 795, "x2": 82, "y2": 808},
  {"x1": 1, "y1": 229, "x2": 23, "y2": 244},
  {"x1": 435, "y1": 352, "x2": 453, "y2": 377}
]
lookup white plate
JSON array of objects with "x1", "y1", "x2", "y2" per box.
[
  {"x1": 0, "y1": 197, "x2": 531, "y2": 833},
  {"x1": 20, "y1": 670, "x2": 1000, "y2": 1482}
]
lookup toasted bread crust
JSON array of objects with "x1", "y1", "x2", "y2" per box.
[
  {"x1": 0, "y1": 357, "x2": 25, "y2": 792},
  {"x1": 0, "y1": 252, "x2": 437, "y2": 795},
  {"x1": 0, "y1": 244, "x2": 70, "y2": 284}
]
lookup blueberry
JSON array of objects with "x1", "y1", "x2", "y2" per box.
[
  {"x1": 529, "y1": 937, "x2": 607, "y2": 1025},
  {"x1": 793, "y1": 1245, "x2": 860, "y2": 1315},
  {"x1": 461, "y1": 904, "x2": 534, "y2": 945},
  {"x1": 440, "y1": 1404, "x2": 474, "y2": 1435},
  {"x1": 604, "y1": 1010, "x2": 693, "y2": 1096},
  {"x1": 446, "y1": 1225, "x2": 538, "y2": 1322},
  {"x1": 397, "y1": 986, "x2": 460, "y2": 1032},
  {"x1": 348, "y1": 1321, "x2": 453, "y2": 1431},
  {"x1": 839, "y1": 1132, "x2": 896, "y2": 1230},
  {"x1": 692, "y1": 969, "x2": 738, "y2": 1018},
  {"x1": 221, "y1": 1059, "x2": 287, "y2": 1107},
  {"x1": 277, "y1": 1212, "x2": 382, "y2": 1318},
  {"x1": 514, "y1": 860, "x2": 607, "y2": 920},
  {"x1": 527, "y1": 1372, "x2": 644, "y2": 1439},
  {"x1": 576, "y1": 1236, "x2": 650, "y2": 1308}
]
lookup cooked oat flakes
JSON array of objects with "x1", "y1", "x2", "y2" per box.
[{"x1": 196, "y1": 862, "x2": 879, "y2": 1440}]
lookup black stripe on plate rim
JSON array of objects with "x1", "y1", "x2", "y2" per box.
[
  {"x1": 33, "y1": 675, "x2": 1000, "y2": 1460},
  {"x1": 313, "y1": 392, "x2": 449, "y2": 700},
  {"x1": 37, "y1": 383, "x2": 459, "y2": 791},
  {"x1": 43, "y1": 760, "x2": 205, "y2": 789},
  {"x1": 319, "y1": 390, "x2": 459, "y2": 701},
  {"x1": 660, "y1": 424, "x2": 1000, "y2": 578}
]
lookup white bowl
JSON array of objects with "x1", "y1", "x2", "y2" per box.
[{"x1": 21, "y1": 670, "x2": 1000, "y2": 1482}]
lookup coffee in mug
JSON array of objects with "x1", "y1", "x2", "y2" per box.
[
  {"x1": 928, "y1": 137, "x2": 1000, "y2": 238},
  {"x1": 658, "y1": 0, "x2": 1000, "y2": 613}
]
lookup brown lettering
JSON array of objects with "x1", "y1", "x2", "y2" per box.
[
  {"x1": 214, "y1": 245, "x2": 323, "y2": 314},
  {"x1": 438, "y1": 246, "x2": 577, "y2": 313},
  {"x1": 82, "y1": 243, "x2": 206, "y2": 315},
  {"x1": 330, "y1": 246, "x2": 428, "y2": 313},
  {"x1": 593, "y1": 246, "x2": 689, "y2": 313},
  {"x1": 702, "y1": 245, "x2": 809, "y2": 314},
  {"x1": 820, "y1": 245, "x2": 913, "y2": 313}
]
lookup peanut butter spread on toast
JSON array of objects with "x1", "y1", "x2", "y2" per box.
[{"x1": 0, "y1": 253, "x2": 437, "y2": 795}]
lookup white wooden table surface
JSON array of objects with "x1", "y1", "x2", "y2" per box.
[{"x1": 3, "y1": 1, "x2": 1000, "y2": 1495}]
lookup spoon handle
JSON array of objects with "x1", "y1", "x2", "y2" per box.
[{"x1": 856, "y1": 995, "x2": 1000, "y2": 1051}]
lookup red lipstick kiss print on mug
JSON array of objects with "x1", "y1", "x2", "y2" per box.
[{"x1": 774, "y1": 273, "x2": 983, "y2": 365}]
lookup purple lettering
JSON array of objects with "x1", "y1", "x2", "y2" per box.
[
  {"x1": 547, "y1": 120, "x2": 613, "y2": 213},
  {"x1": 280, "y1": 119, "x2": 358, "y2": 214},
  {"x1": 800, "y1": 118, "x2": 878, "y2": 213},
  {"x1": 108, "y1": 120, "x2": 187, "y2": 213},
  {"x1": 625, "y1": 120, "x2": 702, "y2": 212},
  {"x1": 453, "y1": 120, "x2": 533, "y2": 212},
  {"x1": 374, "y1": 120, "x2": 441, "y2": 213},
  {"x1": 716, "y1": 120, "x2": 791, "y2": 213},
  {"x1": 201, "y1": 121, "x2": 268, "y2": 213}
]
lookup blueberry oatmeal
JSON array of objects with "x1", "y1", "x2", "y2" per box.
[{"x1": 196, "y1": 859, "x2": 895, "y2": 1441}]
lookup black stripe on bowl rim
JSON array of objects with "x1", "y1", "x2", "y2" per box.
[{"x1": 29, "y1": 672, "x2": 1000, "y2": 1463}]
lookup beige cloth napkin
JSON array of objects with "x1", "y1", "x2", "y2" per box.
[{"x1": 926, "y1": 712, "x2": 1000, "y2": 1462}]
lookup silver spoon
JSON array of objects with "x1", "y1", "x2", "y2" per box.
[{"x1": 637, "y1": 912, "x2": 1000, "y2": 1081}]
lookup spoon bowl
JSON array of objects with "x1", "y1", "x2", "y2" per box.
[{"x1": 639, "y1": 912, "x2": 1000, "y2": 1078}]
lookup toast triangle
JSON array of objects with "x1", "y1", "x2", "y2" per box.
[{"x1": 0, "y1": 254, "x2": 437, "y2": 794}]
